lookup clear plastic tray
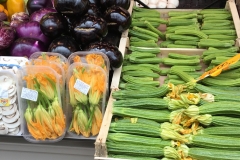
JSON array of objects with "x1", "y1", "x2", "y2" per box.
[
  {"x1": 68, "y1": 51, "x2": 110, "y2": 100},
  {"x1": 68, "y1": 51, "x2": 110, "y2": 79},
  {"x1": 29, "y1": 59, "x2": 66, "y2": 107},
  {"x1": 0, "y1": 70, "x2": 22, "y2": 136},
  {"x1": 66, "y1": 62, "x2": 108, "y2": 139},
  {"x1": 17, "y1": 66, "x2": 66, "y2": 143},
  {"x1": 29, "y1": 52, "x2": 69, "y2": 72}
]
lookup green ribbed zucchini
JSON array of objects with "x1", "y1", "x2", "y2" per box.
[
  {"x1": 107, "y1": 142, "x2": 164, "y2": 157},
  {"x1": 113, "y1": 107, "x2": 171, "y2": 122},
  {"x1": 112, "y1": 84, "x2": 169, "y2": 99},
  {"x1": 200, "y1": 126, "x2": 240, "y2": 137},
  {"x1": 113, "y1": 98, "x2": 168, "y2": 110},
  {"x1": 109, "y1": 154, "x2": 159, "y2": 160},
  {"x1": 109, "y1": 122, "x2": 160, "y2": 137},
  {"x1": 107, "y1": 133, "x2": 172, "y2": 148},
  {"x1": 212, "y1": 116, "x2": 240, "y2": 127}
]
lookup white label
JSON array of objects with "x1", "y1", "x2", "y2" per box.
[
  {"x1": 0, "y1": 88, "x2": 9, "y2": 107},
  {"x1": 21, "y1": 87, "x2": 38, "y2": 102},
  {"x1": 74, "y1": 79, "x2": 90, "y2": 95},
  {"x1": 0, "y1": 88, "x2": 8, "y2": 99}
]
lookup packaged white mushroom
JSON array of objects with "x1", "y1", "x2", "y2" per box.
[
  {"x1": 0, "y1": 56, "x2": 29, "y2": 74},
  {"x1": 0, "y1": 70, "x2": 21, "y2": 136}
]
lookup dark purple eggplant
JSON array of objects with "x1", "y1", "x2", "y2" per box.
[
  {"x1": 104, "y1": 6, "x2": 131, "y2": 33},
  {"x1": 0, "y1": 12, "x2": 7, "y2": 21},
  {"x1": 48, "y1": 35, "x2": 79, "y2": 58},
  {"x1": 27, "y1": 0, "x2": 53, "y2": 15},
  {"x1": 89, "y1": 0, "x2": 99, "y2": 5},
  {"x1": 40, "y1": 12, "x2": 68, "y2": 38},
  {"x1": 87, "y1": 4, "x2": 101, "y2": 16},
  {"x1": 72, "y1": 14, "x2": 108, "y2": 45},
  {"x1": 100, "y1": 0, "x2": 130, "y2": 10},
  {"x1": 0, "y1": 26, "x2": 16, "y2": 50},
  {"x1": 86, "y1": 41, "x2": 123, "y2": 68},
  {"x1": 54, "y1": 0, "x2": 89, "y2": 16},
  {"x1": 10, "y1": 37, "x2": 46, "y2": 57},
  {"x1": 16, "y1": 21, "x2": 51, "y2": 46},
  {"x1": 30, "y1": 8, "x2": 56, "y2": 22}
]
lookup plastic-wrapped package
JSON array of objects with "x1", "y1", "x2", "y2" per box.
[
  {"x1": 66, "y1": 62, "x2": 108, "y2": 139},
  {"x1": 18, "y1": 66, "x2": 66, "y2": 143},
  {"x1": 0, "y1": 56, "x2": 28, "y2": 136},
  {"x1": 0, "y1": 71, "x2": 22, "y2": 136}
]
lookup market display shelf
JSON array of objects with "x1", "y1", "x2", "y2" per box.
[{"x1": 94, "y1": 0, "x2": 240, "y2": 159}]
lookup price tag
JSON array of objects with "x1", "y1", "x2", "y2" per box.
[
  {"x1": 21, "y1": 87, "x2": 38, "y2": 102},
  {"x1": 74, "y1": 79, "x2": 90, "y2": 95},
  {"x1": 0, "y1": 88, "x2": 9, "y2": 107},
  {"x1": 196, "y1": 54, "x2": 240, "y2": 81}
]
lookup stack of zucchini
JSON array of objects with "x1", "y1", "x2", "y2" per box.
[
  {"x1": 164, "y1": 11, "x2": 201, "y2": 48},
  {"x1": 108, "y1": 66, "x2": 240, "y2": 160},
  {"x1": 130, "y1": 6, "x2": 167, "y2": 46}
]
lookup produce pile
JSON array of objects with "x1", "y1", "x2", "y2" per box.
[
  {"x1": 130, "y1": 7, "x2": 237, "y2": 49},
  {"x1": 106, "y1": 51, "x2": 240, "y2": 159},
  {"x1": 104, "y1": 7, "x2": 240, "y2": 160},
  {"x1": 0, "y1": 0, "x2": 131, "y2": 69}
]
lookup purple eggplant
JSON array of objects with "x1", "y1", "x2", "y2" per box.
[
  {"x1": 40, "y1": 12, "x2": 68, "y2": 38},
  {"x1": 104, "y1": 6, "x2": 131, "y2": 33},
  {"x1": 54, "y1": 0, "x2": 89, "y2": 16},
  {"x1": 10, "y1": 12, "x2": 29, "y2": 29},
  {"x1": 0, "y1": 26, "x2": 16, "y2": 50},
  {"x1": 87, "y1": 4, "x2": 102, "y2": 16},
  {"x1": 89, "y1": 0, "x2": 99, "y2": 5},
  {"x1": 16, "y1": 21, "x2": 51, "y2": 46},
  {"x1": 30, "y1": 8, "x2": 56, "y2": 22},
  {"x1": 10, "y1": 37, "x2": 46, "y2": 57},
  {"x1": 48, "y1": 35, "x2": 80, "y2": 58},
  {"x1": 86, "y1": 41, "x2": 123, "y2": 68},
  {"x1": 27, "y1": 0, "x2": 53, "y2": 15},
  {"x1": 100, "y1": 0, "x2": 130, "y2": 10},
  {"x1": 72, "y1": 14, "x2": 108, "y2": 45}
]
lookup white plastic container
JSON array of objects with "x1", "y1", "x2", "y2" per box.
[{"x1": 0, "y1": 70, "x2": 22, "y2": 136}]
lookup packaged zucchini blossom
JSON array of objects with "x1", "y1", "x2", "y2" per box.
[
  {"x1": 22, "y1": 66, "x2": 66, "y2": 141},
  {"x1": 68, "y1": 54, "x2": 107, "y2": 137}
]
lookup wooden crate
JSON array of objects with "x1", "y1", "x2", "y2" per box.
[{"x1": 95, "y1": 1, "x2": 240, "y2": 159}]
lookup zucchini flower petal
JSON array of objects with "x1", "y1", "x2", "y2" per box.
[
  {"x1": 52, "y1": 97, "x2": 65, "y2": 128},
  {"x1": 69, "y1": 75, "x2": 77, "y2": 106},
  {"x1": 78, "y1": 109, "x2": 90, "y2": 137}
]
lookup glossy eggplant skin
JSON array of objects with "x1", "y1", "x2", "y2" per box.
[
  {"x1": 100, "y1": 0, "x2": 130, "y2": 10},
  {"x1": 72, "y1": 14, "x2": 108, "y2": 45},
  {"x1": 16, "y1": 21, "x2": 51, "y2": 46},
  {"x1": 87, "y1": 41, "x2": 123, "y2": 68},
  {"x1": 89, "y1": 0, "x2": 99, "y2": 5},
  {"x1": 104, "y1": 6, "x2": 131, "y2": 33},
  {"x1": 48, "y1": 35, "x2": 80, "y2": 58},
  {"x1": 30, "y1": 8, "x2": 56, "y2": 22},
  {"x1": 10, "y1": 37, "x2": 46, "y2": 57},
  {"x1": 87, "y1": 4, "x2": 101, "y2": 16},
  {"x1": 54, "y1": 0, "x2": 89, "y2": 16},
  {"x1": 27, "y1": 0, "x2": 53, "y2": 15},
  {"x1": 40, "y1": 12, "x2": 68, "y2": 38}
]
